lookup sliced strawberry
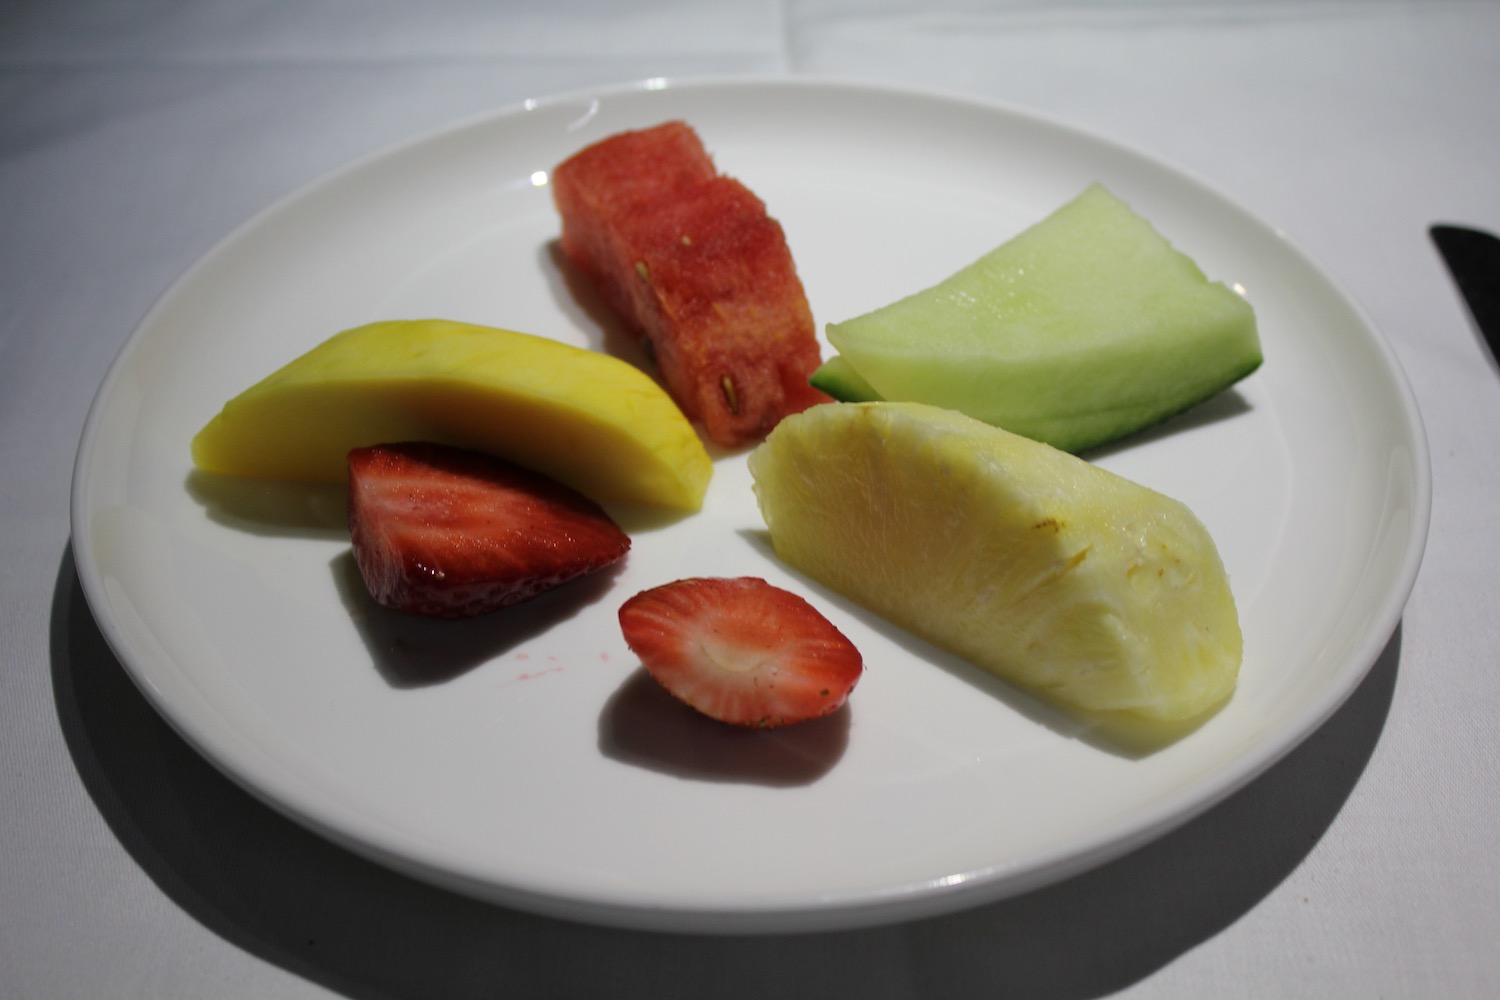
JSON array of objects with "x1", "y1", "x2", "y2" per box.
[
  {"x1": 348, "y1": 442, "x2": 630, "y2": 619},
  {"x1": 618, "y1": 577, "x2": 862, "y2": 728}
]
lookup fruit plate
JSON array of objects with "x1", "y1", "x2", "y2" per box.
[{"x1": 71, "y1": 77, "x2": 1430, "y2": 933}]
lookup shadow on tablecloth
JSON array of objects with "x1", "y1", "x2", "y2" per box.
[{"x1": 50, "y1": 543, "x2": 1396, "y2": 1000}]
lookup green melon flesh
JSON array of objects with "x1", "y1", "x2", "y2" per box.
[
  {"x1": 808, "y1": 354, "x2": 880, "y2": 402},
  {"x1": 817, "y1": 184, "x2": 1262, "y2": 453}
]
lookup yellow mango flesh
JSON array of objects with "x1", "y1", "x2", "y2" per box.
[{"x1": 191, "y1": 319, "x2": 713, "y2": 510}]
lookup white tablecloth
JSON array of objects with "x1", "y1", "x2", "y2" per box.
[{"x1": 5, "y1": 1, "x2": 1497, "y2": 996}]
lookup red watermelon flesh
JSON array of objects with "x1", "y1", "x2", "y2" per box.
[{"x1": 553, "y1": 121, "x2": 829, "y2": 448}]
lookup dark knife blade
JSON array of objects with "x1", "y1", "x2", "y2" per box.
[{"x1": 1431, "y1": 223, "x2": 1500, "y2": 366}]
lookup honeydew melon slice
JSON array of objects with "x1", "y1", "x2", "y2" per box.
[
  {"x1": 816, "y1": 184, "x2": 1262, "y2": 453},
  {"x1": 807, "y1": 354, "x2": 879, "y2": 403}
]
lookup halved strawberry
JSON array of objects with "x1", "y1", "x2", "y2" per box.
[
  {"x1": 618, "y1": 577, "x2": 862, "y2": 728},
  {"x1": 348, "y1": 442, "x2": 630, "y2": 619}
]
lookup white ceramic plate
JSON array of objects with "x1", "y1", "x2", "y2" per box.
[{"x1": 71, "y1": 78, "x2": 1429, "y2": 933}]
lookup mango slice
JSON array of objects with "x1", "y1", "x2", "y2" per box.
[{"x1": 191, "y1": 319, "x2": 713, "y2": 510}]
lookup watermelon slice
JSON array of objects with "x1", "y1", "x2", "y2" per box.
[{"x1": 552, "y1": 121, "x2": 828, "y2": 448}]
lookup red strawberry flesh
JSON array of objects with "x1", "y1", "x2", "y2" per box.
[
  {"x1": 618, "y1": 577, "x2": 863, "y2": 728},
  {"x1": 348, "y1": 442, "x2": 630, "y2": 619}
]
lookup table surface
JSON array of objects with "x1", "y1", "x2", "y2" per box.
[{"x1": 6, "y1": 1, "x2": 1498, "y2": 997}]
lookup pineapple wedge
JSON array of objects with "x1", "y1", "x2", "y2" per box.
[{"x1": 748, "y1": 401, "x2": 1241, "y2": 722}]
